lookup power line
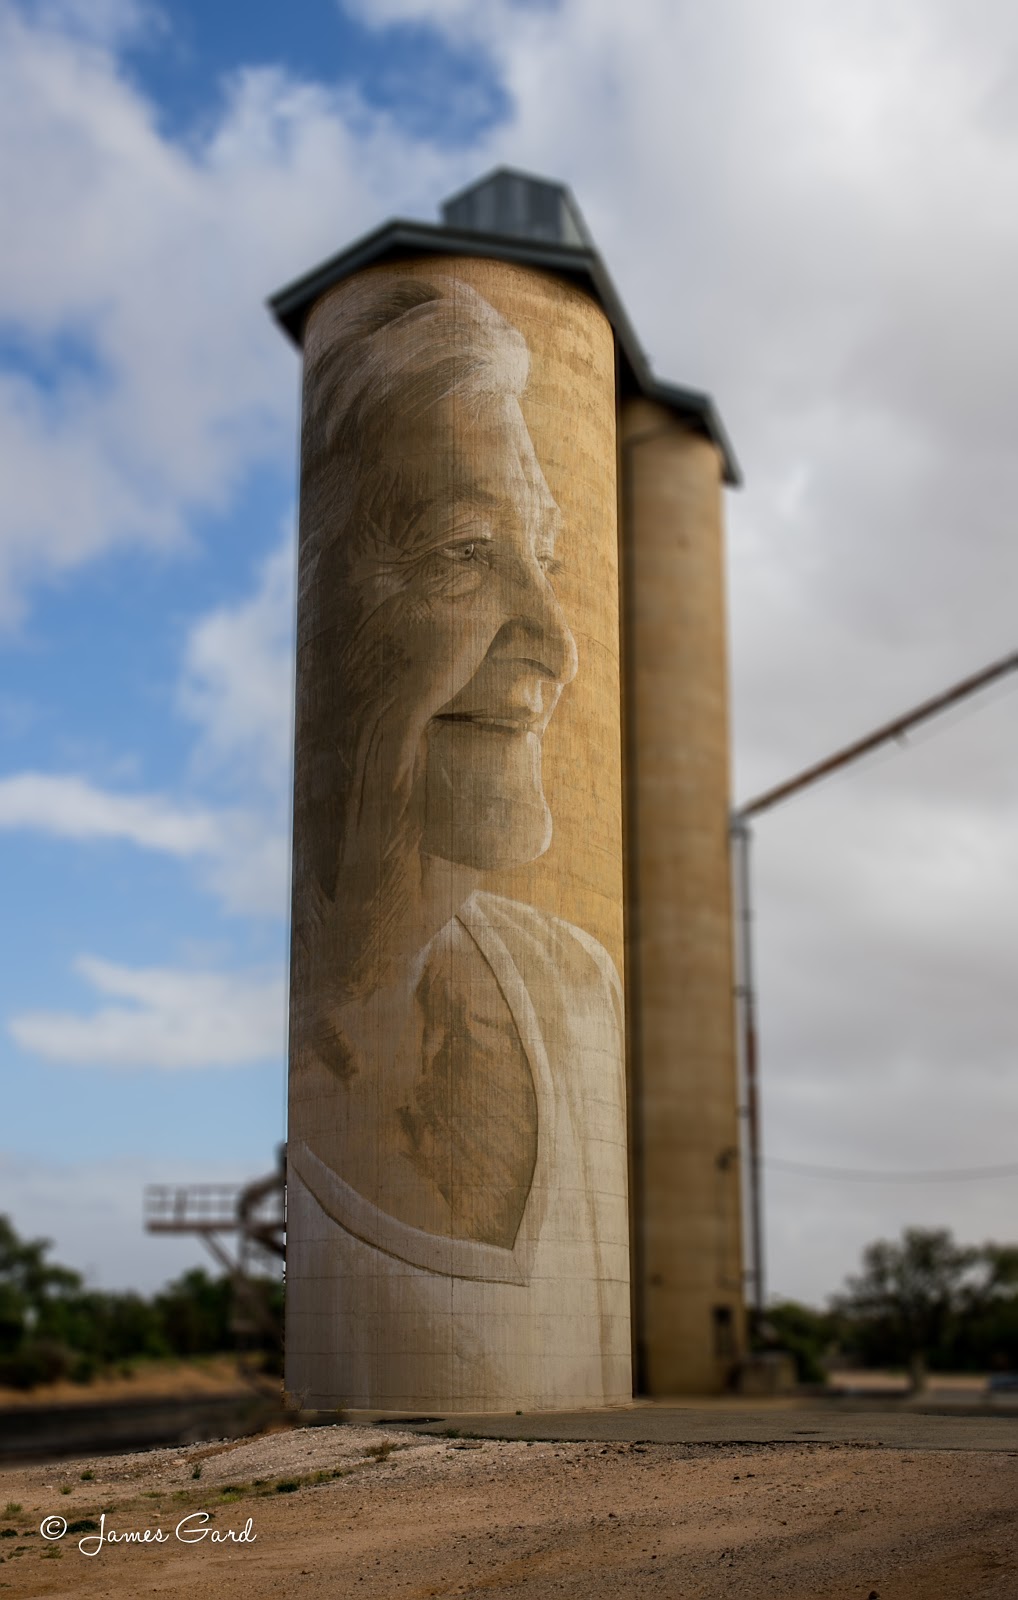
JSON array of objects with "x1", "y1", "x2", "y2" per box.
[{"x1": 766, "y1": 1156, "x2": 1018, "y2": 1184}]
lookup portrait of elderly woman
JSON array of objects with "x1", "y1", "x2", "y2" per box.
[{"x1": 286, "y1": 270, "x2": 630, "y2": 1409}]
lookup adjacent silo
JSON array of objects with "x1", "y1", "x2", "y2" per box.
[{"x1": 620, "y1": 397, "x2": 746, "y2": 1395}]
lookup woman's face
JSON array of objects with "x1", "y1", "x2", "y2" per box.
[{"x1": 342, "y1": 386, "x2": 578, "y2": 872}]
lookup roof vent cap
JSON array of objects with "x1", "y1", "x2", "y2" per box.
[{"x1": 441, "y1": 167, "x2": 592, "y2": 249}]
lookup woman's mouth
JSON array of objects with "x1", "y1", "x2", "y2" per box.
[{"x1": 432, "y1": 708, "x2": 541, "y2": 735}]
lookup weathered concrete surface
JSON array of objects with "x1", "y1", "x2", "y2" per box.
[
  {"x1": 620, "y1": 399, "x2": 745, "y2": 1396},
  {"x1": 353, "y1": 1397, "x2": 1018, "y2": 1452},
  {"x1": 288, "y1": 260, "x2": 630, "y2": 1414}
]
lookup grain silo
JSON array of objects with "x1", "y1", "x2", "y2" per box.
[{"x1": 270, "y1": 169, "x2": 744, "y2": 1404}]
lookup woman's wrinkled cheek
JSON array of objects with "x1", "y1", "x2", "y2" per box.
[
  {"x1": 338, "y1": 571, "x2": 507, "y2": 825},
  {"x1": 397, "y1": 604, "x2": 501, "y2": 721}
]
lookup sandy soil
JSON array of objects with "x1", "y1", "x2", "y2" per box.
[{"x1": 1, "y1": 1422, "x2": 1016, "y2": 1599}]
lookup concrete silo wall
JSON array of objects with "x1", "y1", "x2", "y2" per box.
[
  {"x1": 286, "y1": 257, "x2": 631, "y2": 1412},
  {"x1": 620, "y1": 397, "x2": 746, "y2": 1395}
]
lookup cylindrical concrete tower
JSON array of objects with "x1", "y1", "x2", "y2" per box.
[
  {"x1": 620, "y1": 398, "x2": 745, "y2": 1394},
  {"x1": 271, "y1": 167, "x2": 745, "y2": 1406},
  {"x1": 283, "y1": 251, "x2": 630, "y2": 1411}
]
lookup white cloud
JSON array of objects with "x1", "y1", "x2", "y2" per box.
[
  {"x1": 0, "y1": 5, "x2": 460, "y2": 622},
  {"x1": 10, "y1": 955, "x2": 286, "y2": 1069},
  {"x1": 179, "y1": 532, "x2": 296, "y2": 799},
  {"x1": 204, "y1": 811, "x2": 289, "y2": 920},
  {"x1": 339, "y1": 0, "x2": 519, "y2": 35},
  {"x1": 33, "y1": 0, "x2": 158, "y2": 47},
  {"x1": 0, "y1": 770, "x2": 223, "y2": 853},
  {"x1": 0, "y1": 771, "x2": 288, "y2": 916}
]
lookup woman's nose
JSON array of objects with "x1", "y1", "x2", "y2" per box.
[{"x1": 508, "y1": 559, "x2": 579, "y2": 687}]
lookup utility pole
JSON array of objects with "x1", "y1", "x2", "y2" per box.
[{"x1": 733, "y1": 647, "x2": 1018, "y2": 1321}]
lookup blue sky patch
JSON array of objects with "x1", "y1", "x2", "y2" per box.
[{"x1": 114, "y1": 0, "x2": 512, "y2": 147}]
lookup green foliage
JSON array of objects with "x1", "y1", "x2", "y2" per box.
[
  {"x1": 756, "y1": 1300, "x2": 835, "y2": 1384},
  {"x1": 155, "y1": 1270, "x2": 233, "y2": 1357},
  {"x1": 0, "y1": 1216, "x2": 81, "y2": 1354},
  {"x1": 0, "y1": 1213, "x2": 281, "y2": 1390},
  {"x1": 35, "y1": 1287, "x2": 170, "y2": 1366},
  {"x1": 830, "y1": 1226, "x2": 1018, "y2": 1383},
  {"x1": 0, "y1": 1338, "x2": 77, "y2": 1390}
]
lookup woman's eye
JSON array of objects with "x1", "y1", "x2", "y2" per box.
[{"x1": 442, "y1": 540, "x2": 480, "y2": 562}]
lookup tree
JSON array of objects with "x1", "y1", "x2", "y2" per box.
[
  {"x1": 153, "y1": 1268, "x2": 234, "y2": 1356},
  {"x1": 0, "y1": 1215, "x2": 285, "y2": 1389},
  {"x1": 946, "y1": 1243, "x2": 1018, "y2": 1374},
  {"x1": 0, "y1": 1214, "x2": 82, "y2": 1351},
  {"x1": 831, "y1": 1227, "x2": 986, "y2": 1390},
  {"x1": 755, "y1": 1300, "x2": 836, "y2": 1384}
]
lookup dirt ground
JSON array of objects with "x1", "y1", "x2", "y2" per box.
[{"x1": 2, "y1": 1422, "x2": 1017, "y2": 1600}]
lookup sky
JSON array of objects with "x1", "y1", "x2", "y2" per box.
[{"x1": 1, "y1": 0, "x2": 1016, "y2": 1308}]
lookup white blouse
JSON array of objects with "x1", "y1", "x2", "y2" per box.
[{"x1": 287, "y1": 890, "x2": 631, "y2": 1412}]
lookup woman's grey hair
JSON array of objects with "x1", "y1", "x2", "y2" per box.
[
  {"x1": 292, "y1": 273, "x2": 531, "y2": 907},
  {"x1": 298, "y1": 272, "x2": 530, "y2": 595}
]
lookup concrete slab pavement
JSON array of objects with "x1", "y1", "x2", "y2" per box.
[{"x1": 346, "y1": 1397, "x2": 1018, "y2": 1452}]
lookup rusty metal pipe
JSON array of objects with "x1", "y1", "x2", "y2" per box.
[
  {"x1": 738, "y1": 650, "x2": 1018, "y2": 821},
  {"x1": 731, "y1": 646, "x2": 1018, "y2": 1327}
]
